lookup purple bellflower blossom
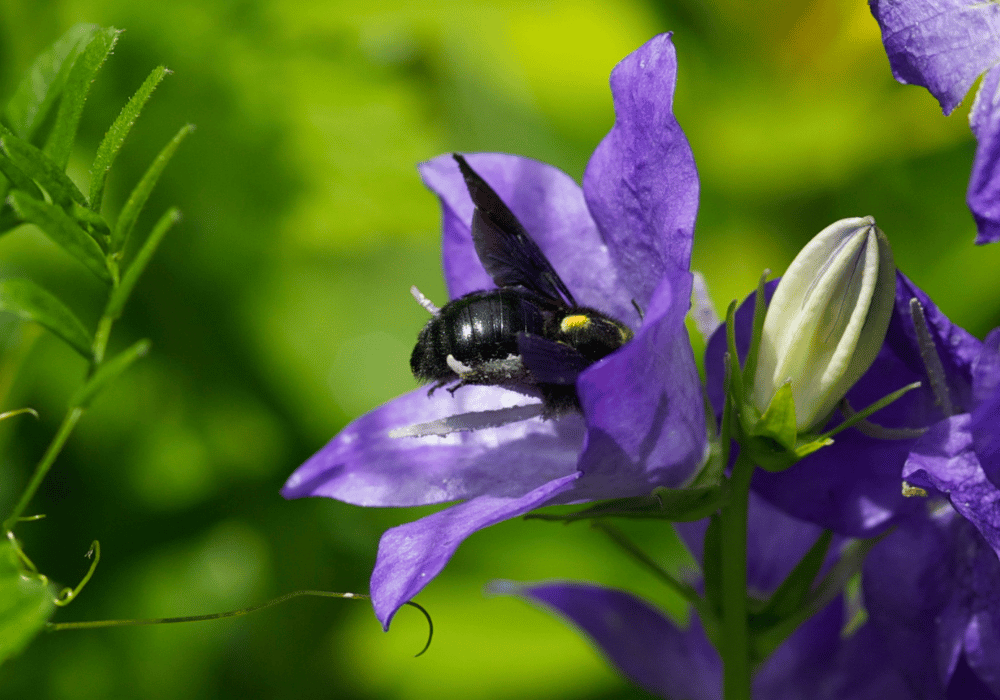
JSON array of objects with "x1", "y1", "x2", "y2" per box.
[
  {"x1": 869, "y1": 0, "x2": 1000, "y2": 243},
  {"x1": 503, "y1": 493, "x2": 913, "y2": 700},
  {"x1": 708, "y1": 273, "x2": 1000, "y2": 695},
  {"x1": 282, "y1": 33, "x2": 708, "y2": 629}
]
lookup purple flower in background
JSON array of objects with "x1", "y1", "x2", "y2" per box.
[
  {"x1": 706, "y1": 271, "x2": 1000, "y2": 555},
  {"x1": 864, "y1": 504, "x2": 1000, "y2": 698},
  {"x1": 504, "y1": 494, "x2": 913, "y2": 699},
  {"x1": 869, "y1": 0, "x2": 1000, "y2": 243},
  {"x1": 282, "y1": 33, "x2": 707, "y2": 629}
]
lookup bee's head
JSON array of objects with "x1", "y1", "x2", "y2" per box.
[{"x1": 553, "y1": 310, "x2": 633, "y2": 363}]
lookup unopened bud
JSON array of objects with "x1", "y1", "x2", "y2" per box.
[{"x1": 750, "y1": 216, "x2": 895, "y2": 432}]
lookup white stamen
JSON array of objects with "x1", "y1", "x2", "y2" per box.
[
  {"x1": 411, "y1": 285, "x2": 440, "y2": 315},
  {"x1": 388, "y1": 404, "x2": 546, "y2": 438},
  {"x1": 690, "y1": 270, "x2": 721, "y2": 342}
]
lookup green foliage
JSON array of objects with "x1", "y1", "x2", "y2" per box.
[
  {"x1": 0, "y1": 278, "x2": 93, "y2": 359},
  {"x1": 0, "y1": 22, "x2": 184, "y2": 666},
  {"x1": 89, "y1": 65, "x2": 170, "y2": 212},
  {"x1": 0, "y1": 539, "x2": 56, "y2": 664}
]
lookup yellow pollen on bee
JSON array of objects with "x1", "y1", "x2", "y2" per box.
[{"x1": 560, "y1": 315, "x2": 591, "y2": 332}]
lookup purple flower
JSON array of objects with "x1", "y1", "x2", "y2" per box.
[
  {"x1": 706, "y1": 272, "x2": 1000, "y2": 546},
  {"x1": 864, "y1": 504, "x2": 1000, "y2": 698},
  {"x1": 282, "y1": 33, "x2": 707, "y2": 629},
  {"x1": 869, "y1": 0, "x2": 1000, "y2": 243},
  {"x1": 504, "y1": 494, "x2": 913, "y2": 699}
]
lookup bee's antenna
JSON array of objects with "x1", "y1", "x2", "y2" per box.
[{"x1": 411, "y1": 286, "x2": 440, "y2": 315}]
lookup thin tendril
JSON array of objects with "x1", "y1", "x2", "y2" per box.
[{"x1": 46, "y1": 590, "x2": 435, "y2": 657}]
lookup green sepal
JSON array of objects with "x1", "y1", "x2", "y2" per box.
[
  {"x1": 3, "y1": 24, "x2": 97, "y2": 143},
  {"x1": 71, "y1": 339, "x2": 150, "y2": 408},
  {"x1": 0, "y1": 278, "x2": 94, "y2": 359},
  {"x1": 0, "y1": 539, "x2": 56, "y2": 664},
  {"x1": 43, "y1": 27, "x2": 120, "y2": 169},
  {"x1": 105, "y1": 208, "x2": 181, "y2": 320},
  {"x1": 749, "y1": 381, "x2": 797, "y2": 450},
  {"x1": 741, "y1": 269, "x2": 770, "y2": 389},
  {"x1": 7, "y1": 191, "x2": 111, "y2": 283},
  {"x1": 724, "y1": 300, "x2": 744, "y2": 405},
  {"x1": 89, "y1": 65, "x2": 171, "y2": 212},
  {"x1": 112, "y1": 124, "x2": 194, "y2": 254},
  {"x1": 526, "y1": 485, "x2": 726, "y2": 523},
  {"x1": 1, "y1": 134, "x2": 88, "y2": 208}
]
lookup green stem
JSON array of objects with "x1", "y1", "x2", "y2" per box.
[
  {"x1": 3, "y1": 406, "x2": 84, "y2": 532},
  {"x1": 720, "y1": 450, "x2": 754, "y2": 700},
  {"x1": 91, "y1": 314, "x2": 114, "y2": 368}
]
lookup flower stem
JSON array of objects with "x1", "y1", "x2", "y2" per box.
[
  {"x1": 720, "y1": 449, "x2": 754, "y2": 700},
  {"x1": 3, "y1": 406, "x2": 84, "y2": 532}
]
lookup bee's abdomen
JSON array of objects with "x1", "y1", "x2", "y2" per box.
[{"x1": 410, "y1": 289, "x2": 549, "y2": 381}]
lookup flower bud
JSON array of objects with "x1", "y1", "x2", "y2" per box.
[{"x1": 749, "y1": 216, "x2": 896, "y2": 432}]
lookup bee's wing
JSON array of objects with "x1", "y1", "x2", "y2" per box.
[
  {"x1": 517, "y1": 333, "x2": 590, "y2": 385},
  {"x1": 454, "y1": 153, "x2": 577, "y2": 307}
]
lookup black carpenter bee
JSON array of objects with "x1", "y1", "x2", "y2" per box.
[{"x1": 409, "y1": 153, "x2": 634, "y2": 414}]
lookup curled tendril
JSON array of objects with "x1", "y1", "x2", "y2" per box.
[
  {"x1": 46, "y1": 589, "x2": 435, "y2": 657},
  {"x1": 55, "y1": 540, "x2": 100, "y2": 607}
]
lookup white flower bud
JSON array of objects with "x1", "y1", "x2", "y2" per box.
[{"x1": 750, "y1": 216, "x2": 895, "y2": 432}]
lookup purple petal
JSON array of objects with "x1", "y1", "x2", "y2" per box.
[
  {"x1": 510, "y1": 582, "x2": 721, "y2": 700},
  {"x1": 864, "y1": 508, "x2": 1000, "y2": 695},
  {"x1": 583, "y1": 33, "x2": 700, "y2": 308},
  {"x1": 964, "y1": 541, "x2": 1000, "y2": 697},
  {"x1": 370, "y1": 472, "x2": 580, "y2": 628},
  {"x1": 281, "y1": 385, "x2": 584, "y2": 506},
  {"x1": 418, "y1": 153, "x2": 638, "y2": 326},
  {"x1": 904, "y1": 413, "x2": 1000, "y2": 556},
  {"x1": 569, "y1": 271, "x2": 706, "y2": 500},
  {"x1": 969, "y1": 64, "x2": 1000, "y2": 244},
  {"x1": 869, "y1": 0, "x2": 1000, "y2": 115}
]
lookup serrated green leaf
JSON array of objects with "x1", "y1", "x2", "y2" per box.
[
  {"x1": 89, "y1": 66, "x2": 171, "y2": 212},
  {"x1": 112, "y1": 124, "x2": 194, "y2": 253},
  {"x1": 7, "y1": 191, "x2": 111, "y2": 283},
  {"x1": 105, "y1": 208, "x2": 180, "y2": 320},
  {"x1": 72, "y1": 339, "x2": 150, "y2": 408},
  {"x1": 1, "y1": 134, "x2": 87, "y2": 208},
  {"x1": 3, "y1": 24, "x2": 97, "y2": 142},
  {"x1": 526, "y1": 486, "x2": 725, "y2": 523},
  {"x1": 44, "y1": 27, "x2": 120, "y2": 168},
  {"x1": 0, "y1": 539, "x2": 56, "y2": 664},
  {"x1": 0, "y1": 278, "x2": 93, "y2": 359}
]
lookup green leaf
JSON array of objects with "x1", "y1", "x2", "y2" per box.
[
  {"x1": 7, "y1": 191, "x2": 111, "y2": 284},
  {"x1": 105, "y1": 208, "x2": 180, "y2": 320},
  {"x1": 112, "y1": 124, "x2": 193, "y2": 253},
  {"x1": 44, "y1": 27, "x2": 120, "y2": 169},
  {"x1": 71, "y1": 339, "x2": 150, "y2": 408},
  {"x1": 1, "y1": 134, "x2": 88, "y2": 208},
  {"x1": 89, "y1": 66, "x2": 171, "y2": 212},
  {"x1": 0, "y1": 148, "x2": 44, "y2": 202},
  {"x1": 0, "y1": 539, "x2": 56, "y2": 664},
  {"x1": 3, "y1": 24, "x2": 97, "y2": 142},
  {"x1": 751, "y1": 530, "x2": 832, "y2": 629},
  {"x1": 0, "y1": 278, "x2": 93, "y2": 359},
  {"x1": 526, "y1": 486, "x2": 726, "y2": 523}
]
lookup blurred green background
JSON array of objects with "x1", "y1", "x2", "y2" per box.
[{"x1": 0, "y1": 1, "x2": 997, "y2": 698}]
